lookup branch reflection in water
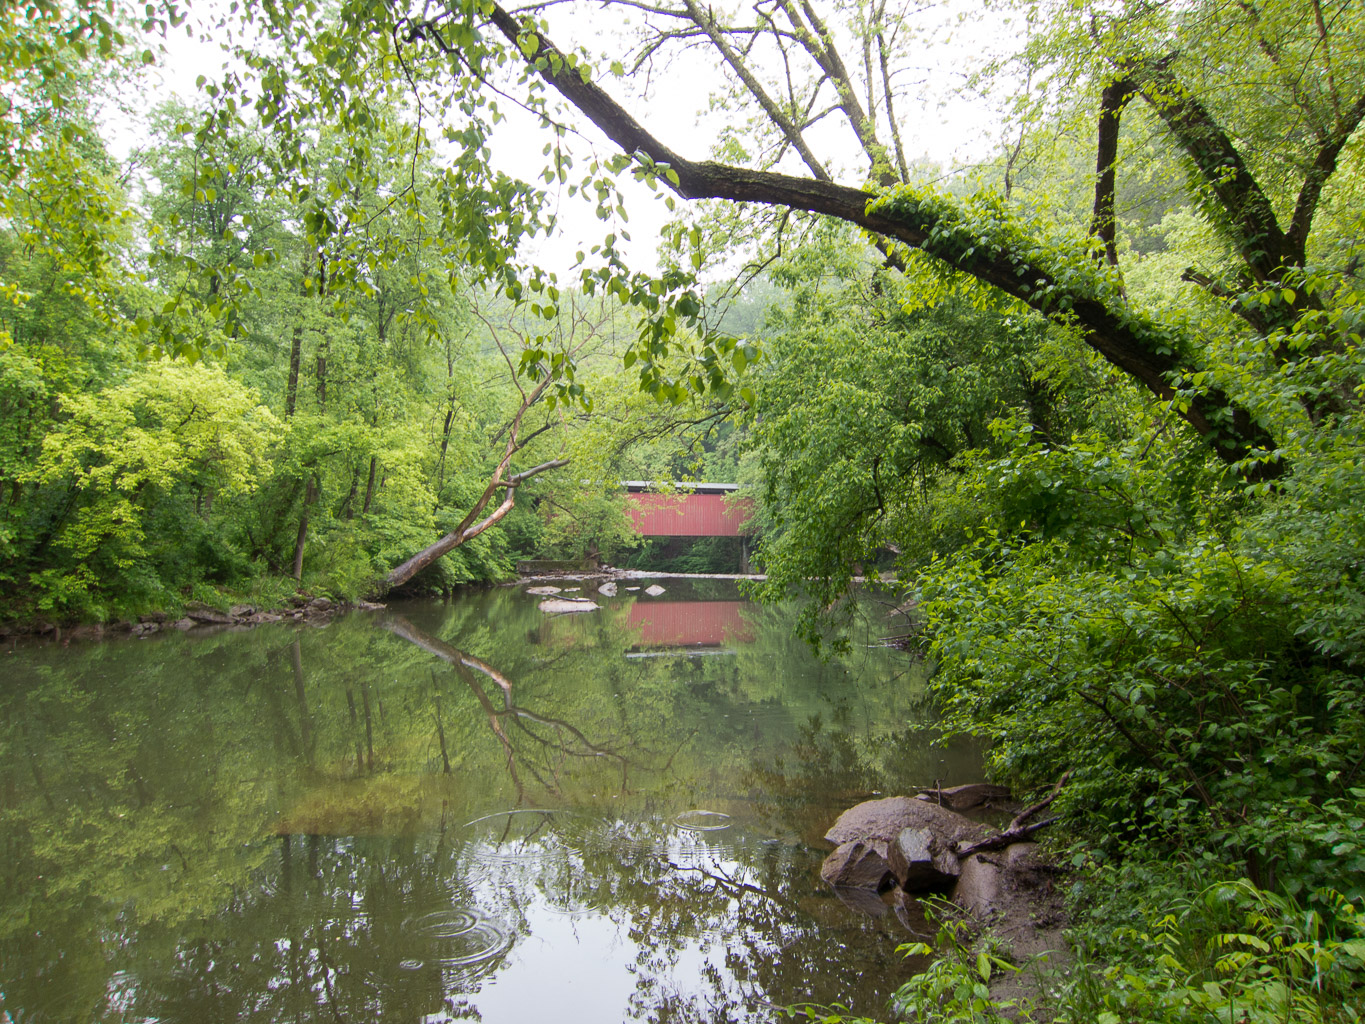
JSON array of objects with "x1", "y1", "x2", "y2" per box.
[{"x1": 0, "y1": 582, "x2": 983, "y2": 1022}]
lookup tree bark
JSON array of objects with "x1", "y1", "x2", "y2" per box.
[
  {"x1": 315, "y1": 344, "x2": 328, "y2": 412},
  {"x1": 341, "y1": 466, "x2": 358, "y2": 520},
  {"x1": 362, "y1": 455, "x2": 377, "y2": 515}
]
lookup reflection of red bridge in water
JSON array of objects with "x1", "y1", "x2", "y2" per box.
[
  {"x1": 624, "y1": 482, "x2": 754, "y2": 538},
  {"x1": 628, "y1": 601, "x2": 754, "y2": 648}
]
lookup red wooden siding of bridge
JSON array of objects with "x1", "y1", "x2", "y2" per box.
[
  {"x1": 628, "y1": 600, "x2": 754, "y2": 647},
  {"x1": 626, "y1": 492, "x2": 753, "y2": 537}
]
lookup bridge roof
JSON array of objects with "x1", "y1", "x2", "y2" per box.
[{"x1": 621, "y1": 481, "x2": 739, "y2": 494}]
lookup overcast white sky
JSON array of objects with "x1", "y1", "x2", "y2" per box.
[{"x1": 117, "y1": 0, "x2": 1021, "y2": 276}]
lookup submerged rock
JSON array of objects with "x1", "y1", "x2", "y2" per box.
[
  {"x1": 829, "y1": 884, "x2": 892, "y2": 917},
  {"x1": 525, "y1": 586, "x2": 562, "y2": 596},
  {"x1": 538, "y1": 598, "x2": 599, "y2": 615}
]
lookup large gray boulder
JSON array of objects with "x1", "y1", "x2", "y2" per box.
[
  {"x1": 821, "y1": 796, "x2": 990, "y2": 892},
  {"x1": 184, "y1": 602, "x2": 234, "y2": 625},
  {"x1": 952, "y1": 853, "x2": 1003, "y2": 917},
  {"x1": 538, "y1": 598, "x2": 599, "y2": 614},
  {"x1": 824, "y1": 795, "x2": 990, "y2": 847}
]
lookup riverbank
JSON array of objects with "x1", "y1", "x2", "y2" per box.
[
  {"x1": 0, "y1": 594, "x2": 388, "y2": 645},
  {"x1": 0, "y1": 565, "x2": 784, "y2": 646}
]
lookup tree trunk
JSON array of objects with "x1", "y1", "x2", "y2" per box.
[
  {"x1": 341, "y1": 467, "x2": 358, "y2": 520},
  {"x1": 382, "y1": 369, "x2": 568, "y2": 591},
  {"x1": 384, "y1": 457, "x2": 569, "y2": 590},
  {"x1": 315, "y1": 345, "x2": 327, "y2": 412},
  {"x1": 437, "y1": 406, "x2": 454, "y2": 498},
  {"x1": 362, "y1": 455, "x2": 377, "y2": 515},
  {"x1": 285, "y1": 325, "x2": 302, "y2": 419},
  {"x1": 291, "y1": 476, "x2": 318, "y2": 581},
  {"x1": 1090, "y1": 79, "x2": 1135, "y2": 269}
]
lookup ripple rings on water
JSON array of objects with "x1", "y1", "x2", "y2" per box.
[{"x1": 673, "y1": 809, "x2": 733, "y2": 832}]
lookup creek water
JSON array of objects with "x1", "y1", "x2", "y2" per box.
[{"x1": 1, "y1": 580, "x2": 981, "y2": 1023}]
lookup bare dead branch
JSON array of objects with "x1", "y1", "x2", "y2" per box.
[{"x1": 954, "y1": 770, "x2": 1071, "y2": 857}]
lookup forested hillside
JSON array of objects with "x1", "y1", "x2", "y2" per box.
[
  {"x1": 6, "y1": 0, "x2": 1365, "y2": 1018},
  {"x1": 0, "y1": 22, "x2": 740, "y2": 619}
]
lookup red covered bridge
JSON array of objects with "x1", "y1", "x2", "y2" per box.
[{"x1": 624, "y1": 482, "x2": 754, "y2": 537}]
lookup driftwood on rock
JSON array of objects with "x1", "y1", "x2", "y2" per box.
[{"x1": 954, "y1": 771, "x2": 1070, "y2": 858}]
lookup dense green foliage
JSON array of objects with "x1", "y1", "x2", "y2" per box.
[{"x1": 0, "y1": 94, "x2": 547, "y2": 618}]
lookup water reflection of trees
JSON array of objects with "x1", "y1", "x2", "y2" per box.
[
  {"x1": 0, "y1": 587, "x2": 972, "y2": 1022},
  {"x1": 386, "y1": 614, "x2": 632, "y2": 800}
]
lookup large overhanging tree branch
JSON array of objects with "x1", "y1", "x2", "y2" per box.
[{"x1": 475, "y1": 2, "x2": 1277, "y2": 470}]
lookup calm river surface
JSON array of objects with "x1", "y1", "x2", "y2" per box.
[{"x1": 1, "y1": 580, "x2": 980, "y2": 1023}]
